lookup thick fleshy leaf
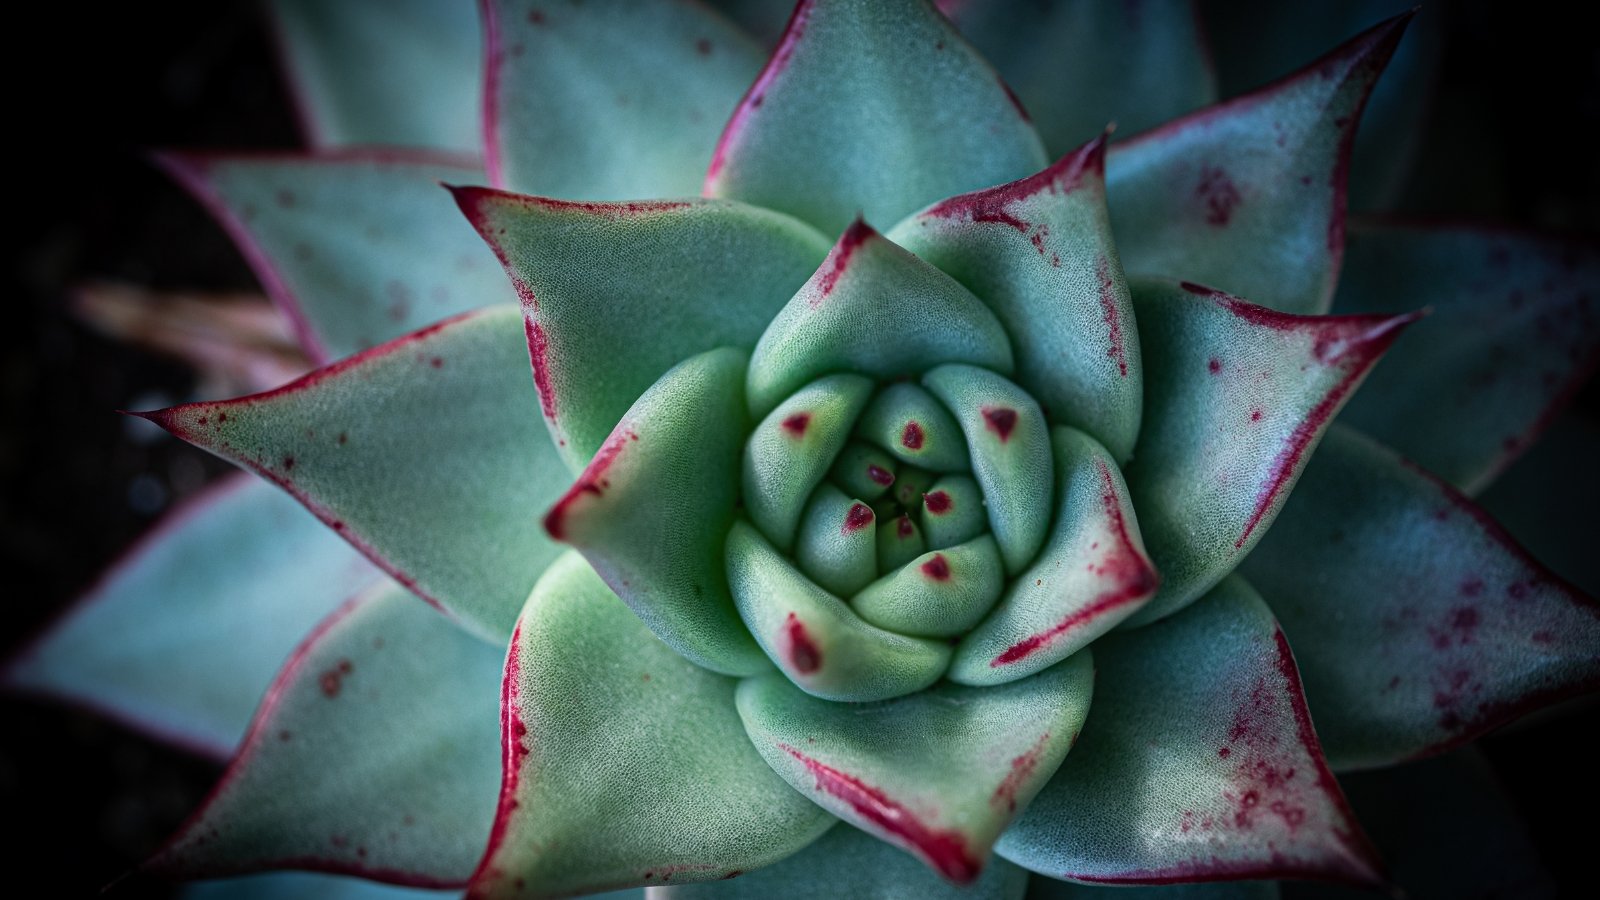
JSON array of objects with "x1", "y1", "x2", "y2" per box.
[
  {"x1": 1028, "y1": 881, "x2": 1278, "y2": 900},
  {"x1": 546, "y1": 348, "x2": 768, "y2": 676},
  {"x1": 1240, "y1": 425, "x2": 1600, "y2": 770},
  {"x1": 998, "y1": 577, "x2": 1381, "y2": 887},
  {"x1": 857, "y1": 382, "x2": 969, "y2": 472},
  {"x1": 941, "y1": 0, "x2": 1217, "y2": 157},
  {"x1": 922, "y1": 364, "x2": 1052, "y2": 573},
  {"x1": 159, "y1": 151, "x2": 512, "y2": 363},
  {"x1": 3, "y1": 475, "x2": 378, "y2": 759},
  {"x1": 136, "y1": 306, "x2": 568, "y2": 643},
  {"x1": 653, "y1": 824, "x2": 1028, "y2": 899},
  {"x1": 149, "y1": 583, "x2": 500, "y2": 887},
  {"x1": 482, "y1": 0, "x2": 762, "y2": 198},
  {"x1": 744, "y1": 374, "x2": 875, "y2": 552},
  {"x1": 950, "y1": 427, "x2": 1157, "y2": 686},
  {"x1": 469, "y1": 553, "x2": 833, "y2": 898},
  {"x1": 184, "y1": 871, "x2": 454, "y2": 900},
  {"x1": 727, "y1": 521, "x2": 952, "y2": 701},
  {"x1": 737, "y1": 650, "x2": 1094, "y2": 884},
  {"x1": 795, "y1": 485, "x2": 879, "y2": 597},
  {"x1": 852, "y1": 535, "x2": 1006, "y2": 639},
  {"x1": 1119, "y1": 280, "x2": 1416, "y2": 627},
  {"x1": 1105, "y1": 14, "x2": 1409, "y2": 315},
  {"x1": 746, "y1": 220, "x2": 1014, "y2": 418},
  {"x1": 1204, "y1": 1, "x2": 1443, "y2": 210},
  {"x1": 1331, "y1": 221, "x2": 1600, "y2": 493},
  {"x1": 452, "y1": 187, "x2": 830, "y2": 468},
  {"x1": 267, "y1": 0, "x2": 482, "y2": 153},
  {"x1": 704, "y1": 0, "x2": 1048, "y2": 236},
  {"x1": 891, "y1": 137, "x2": 1143, "y2": 462}
]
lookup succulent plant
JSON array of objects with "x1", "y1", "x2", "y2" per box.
[{"x1": 8, "y1": 1, "x2": 1599, "y2": 898}]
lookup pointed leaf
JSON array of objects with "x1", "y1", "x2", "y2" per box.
[
  {"x1": 453, "y1": 187, "x2": 830, "y2": 468},
  {"x1": 1120, "y1": 280, "x2": 1416, "y2": 627},
  {"x1": 654, "y1": 824, "x2": 1028, "y2": 899},
  {"x1": 159, "y1": 151, "x2": 512, "y2": 363},
  {"x1": 1240, "y1": 425, "x2": 1600, "y2": 769},
  {"x1": 1203, "y1": 1, "x2": 1443, "y2": 210},
  {"x1": 891, "y1": 137, "x2": 1143, "y2": 461},
  {"x1": 1332, "y1": 221, "x2": 1600, "y2": 493},
  {"x1": 922, "y1": 364, "x2": 1052, "y2": 573},
  {"x1": 267, "y1": 0, "x2": 482, "y2": 153},
  {"x1": 942, "y1": 0, "x2": 1217, "y2": 157},
  {"x1": 744, "y1": 374, "x2": 875, "y2": 552},
  {"x1": 704, "y1": 0, "x2": 1048, "y2": 236},
  {"x1": 469, "y1": 554, "x2": 833, "y2": 898},
  {"x1": 737, "y1": 650, "x2": 1094, "y2": 883},
  {"x1": 136, "y1": 306, "x2": 568, "y2": 642},
  {"x1": 149, "y1": 583, "x2": 500, "y2": 887},
  {"x1": 795, "y1": 485, "x2": 879, "y2": 597},
  {"x1": 727, "y1": 521, "x2": 952, "y2": 701},
  {"x1": 1105, "y1": 15, "x2": 1409, "y2": 314},
  {"x1": 545, "y1": 348, "x2": 768, "y2": 676},
  {"x1": 853, "y1": 535, "x2": 1006, "y2": 639},
  {"x1": 4, "y1": 475, "x2": 378, "y2": 758},
  {"x1": 998, "y1": 577, "x2": 1381, "y2": 887},
  {"x1": 747, "y1": 220, "x2": 1014, "y2": 417},
  {"x1": 482, "y1": 0, "x2": 762, "y2": 198},
  {"x1": 950, "y1": 427, "x2": 1157, "y2": 686},
  {"x1": 856, "y1": 382, "x2": 969, "y2": 472}
]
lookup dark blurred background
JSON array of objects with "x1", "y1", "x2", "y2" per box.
[{"x1": 2, "y1": 1, "x2": 1596, "y2": 896}]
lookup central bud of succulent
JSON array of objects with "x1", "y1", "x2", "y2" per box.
[{"x1": 718, "y1": 217, "x2": 1126, "y2": 704}]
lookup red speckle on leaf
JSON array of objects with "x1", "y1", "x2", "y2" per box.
[
  {"x1": 1218, "y1": 747, "x2": 1231, "y2": 758},
  {"x1": 779, "y1": 744, "x2": 982, "y2": 884},
  {"x1": 922, "y1": 136, "x2": 1106, "y2": 235},
  {"x1": 1208, "y1": 357, "x2": 1223, "y2": 374},
  {"x1": 1196, "y1": 166, "x2": 1242, "y2": 226},
  {"x1": 543, "y1": 430, "x2": 632, "y2": 540},
  {"x1": 696, "y1": 37, "x2": 712, "y2": 55},
  {"x1": 867, "y1": 465, "x2": 895, "y2": 486},
  {"x1": 896, "y1": 515, "x2": 915, "y2": 539},
  {"x1": 923, "y1": 491, "x2": 952, "y2": 515},
  {"x1": 921, "y1": 555, "x2": 951, "y2": 581},
  {"x1": 784, "y1": 613, "x2": 823, "y2": 674},
  {"x1": 429, "y1": 356, "x2": 444, "y2": 368},
  {"x1": 1097, "y1": 256, "x2": 1128, "y2": 377},
  {"x1": 815, "y1": 218, "x2": 875, "y2": 302},
  {"x1": 1250, "y1": 409, "x2": 1263, "y2": 422},
  {"x1": 901, "y1": 421, "x2": 925, "y2": 449},
  {"x1": 318, "y1": 658, "x2": 353, "y2": 698},
  {"x1": 782, "y1": 413, "x2": 811, "y2": 437},
  {"x1": 527, "y1": 9, "x2": 545, "y2": 25},
  {"x1": 993, "y1": 463, "x2": 1157, "y2": 666},
  {"x1": 982, "y1": 407, "x2": 1018, "y2": 442},
  {"x1": 843, "y1": 503, "x2": 875, "y2": 533},
  {"x1": 1231, "y1": 307, "x2": 1420, "y2": 550},
  {"x1": 991, "y1": 732, "x2": 1050, "y2": 812},
  {"x1": 282, "y1": 456, "x2": 296, "y2": 470}
]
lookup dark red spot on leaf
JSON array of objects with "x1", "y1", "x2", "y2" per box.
[
  {"x1": 923, "y1": 491, "x2": 952, "y2": 515},
  {"x1": 901, "y1": 421, "x2": 925, "y2": 449},
  {"x1": 921, "y1": 555, "x2": 951, "y2": 581},
  {"x1": 982, "y1": 407, "x2": 1018, "y2": 441},
  {"x1": 784, "y1": 613, "x2": 822, "y2": 674},
  {"x1": 843, "y1": 503, "x2": 874, "y2": 533},
  {"x1": 782, "y1": 413, "x2": 811, "y2": 437}
]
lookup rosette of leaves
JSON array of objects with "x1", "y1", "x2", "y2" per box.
[{"x1": 8, "y1": 1, "x2": 1599, "y2": 899}]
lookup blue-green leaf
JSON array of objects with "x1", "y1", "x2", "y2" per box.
[
  {"x1": 1105, "y1": 15, "x2": 1409, "y2": 314},
  {"x1": 267, "y1": 0, "x2": 482, "y2": 154},
  {"x1": 482, "y1": 0, "x2": 762, "y2": 198},
  {"x1": 737, "y1": 650, "x2": 1094, "y2": 883},
  {"x1": 1240, "y1": 425, "x2": 1600, "y2": 770},
  {"x1": 136, "y1": 307, "x2": 568, "y2": 643},
  {"x1": 999, "y1": 577, "x2": 1380, "y2": 886},
  {"x1": 149, "y1": 583, "x2": 500, "y2": 887},
  {"x1": 4, "y1": 475, "x2": 377, "y2": 758},
  {"x1": 468, "y1": 554, "x2": 832, "y2": 898},
  {"x1": 1332, "y1": 221, "x2": 1600, "y2": 493},
  {"x1": 705, "y1": 0, "x2": 1048, "y2": 236},
  {"x1": 1120, "y1": 280, "x2": 1416, "y2": 627},
  {"x1": 453, "y1": 187, "x2": 830, "y2": 469},
  {"x1": 159, "y1": 151, "x2": 512, "y2": 363}
]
